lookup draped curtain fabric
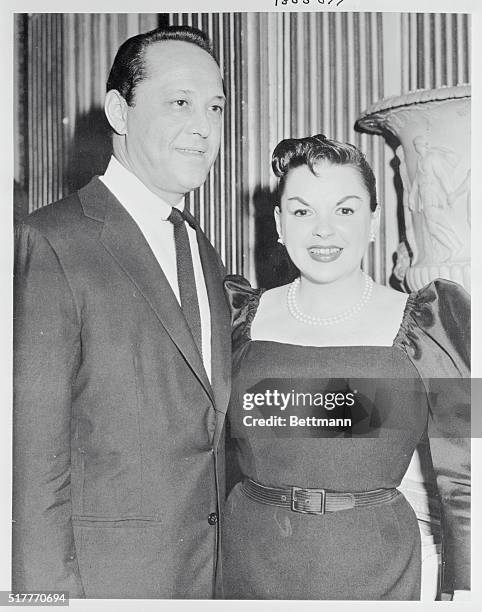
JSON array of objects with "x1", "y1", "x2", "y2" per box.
[{"x1": 15, "y1": 12, "x2": 470, "y2": 283}]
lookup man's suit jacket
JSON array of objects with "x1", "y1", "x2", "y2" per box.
[{"x1": 13, "y1": 178, "x2": 231, "y2": 598}]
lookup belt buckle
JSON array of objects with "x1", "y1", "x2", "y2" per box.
[{"x1": 291, "y1": 486, "x2": 326, "y2": 515}]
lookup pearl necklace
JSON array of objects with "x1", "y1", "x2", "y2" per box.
[{"x1": 287, "y1": 273, "x2": 374, "y2": 326}]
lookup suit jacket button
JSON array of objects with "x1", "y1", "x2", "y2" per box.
[{"x1": 208, "y1": 512, "x2": 218, "y2": 525}]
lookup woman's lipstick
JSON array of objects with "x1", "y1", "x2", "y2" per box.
[{"x1": 308, "y1": 245, "x2": 343, "y2": 263}]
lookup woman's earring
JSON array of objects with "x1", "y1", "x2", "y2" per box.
[
  {"x1": 369, "y1": 231, "x2": 376, "y2": 243},
  {"x1": 277, "y1": 236, "x2": 284, "y2": 245}
]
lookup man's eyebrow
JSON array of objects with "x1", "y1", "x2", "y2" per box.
[
  {"x1": 167, "y1": 88, "x2": 193, "y2": 95},
  {"x1": 166, "y1": 89, "x2": 226, "y2": 101}
]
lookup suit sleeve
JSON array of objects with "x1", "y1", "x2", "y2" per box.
[{"x1": 13, "y1": 223, "x2": 85, "y2": 596}]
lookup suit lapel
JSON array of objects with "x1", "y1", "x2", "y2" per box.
[{"x1": 78, "y1": 178, "x2": 214, "y2": 405}]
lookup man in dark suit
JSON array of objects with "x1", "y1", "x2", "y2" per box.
[{"x1": 13, "y1": 25, "x2": 231, "y2": 599}]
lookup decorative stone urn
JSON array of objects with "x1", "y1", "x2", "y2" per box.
[{"x1": 356, "y1": 85, "x2": 471, "y2": 292}]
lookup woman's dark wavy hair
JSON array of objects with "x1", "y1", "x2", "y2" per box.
[
  {"x1": 106, "y1": 25, "x2": 215, "y2": 107},
  {"x1": 272, "y1": 134, "x2": 378, "y2": 211}
]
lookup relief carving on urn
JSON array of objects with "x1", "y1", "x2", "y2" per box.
[{"x1": 356, "y1": 86, "x2": 471, "y2": 292}]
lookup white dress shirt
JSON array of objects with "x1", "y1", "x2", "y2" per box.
[{"x1": 100, "y1": 156, "x2": 212, "y2": 381}]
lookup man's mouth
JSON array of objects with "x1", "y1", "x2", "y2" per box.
[
  {"x1": 308, "y1": 246, "x2": 343, "y2": 262},
  {"x1": 176, "y1": 147, "x2": 207, "y2": 156}
]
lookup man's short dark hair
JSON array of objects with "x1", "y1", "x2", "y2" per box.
[
  {"x1": 272, "y1": 134, "x2": 378, "y2": 212},
  {"x1": 106, "y1": 25, "x2": 216, "y2": 106}
]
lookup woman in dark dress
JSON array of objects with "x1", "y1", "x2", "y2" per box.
[{"x1": 222, "y1": 135, "x2": 470, "y2": 600}]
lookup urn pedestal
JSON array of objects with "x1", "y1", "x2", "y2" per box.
[{"x1": 356, "y1": 85, "x2": 471, "y2": 292}]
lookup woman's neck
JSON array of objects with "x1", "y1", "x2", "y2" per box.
[{"x1": 296, "y1": 269, "x2": 368, "y2": 319}]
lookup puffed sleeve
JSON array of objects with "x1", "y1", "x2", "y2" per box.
[
  {"x1": 223, "y1": 274, "x2": 263, "y2": 352},
  {"x1": 223, "y1": 275, "x2": 263, "y2": 494},
  {"x1": 13, "y1": 222, "x2": 85, "y2": 596},
  {"x1": 396, "y1": 279, "x2": 470, "y2": 593}
]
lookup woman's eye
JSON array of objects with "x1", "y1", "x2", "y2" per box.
[
  {"x1": 336, "y1": 207, "x2": 355, "y2": 216},
  {"x1": 210, "y1": 104, "x2": 224, "y2": 114},
  {"x1": 173, "y1": 99, "x2": 188, "y2": 107},
  {"x1": 293, "y1": 209, "x2": 311, "y2": 217}
]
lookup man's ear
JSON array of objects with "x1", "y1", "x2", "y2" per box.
[
  {"x1": 274, "y1": 206, "x2": 282, "y2": 237},
  {"x1": 104, "y1": 89, "x2": 129, "y2": 135}
]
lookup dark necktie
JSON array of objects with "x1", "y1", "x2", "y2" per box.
[{"x1": 168, "y1": 207, "x2": 203, "y2": 357}]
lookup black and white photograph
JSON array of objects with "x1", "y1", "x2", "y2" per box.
[{"x1": 2, "y1": 0, "x2": 480, "y2": 609}]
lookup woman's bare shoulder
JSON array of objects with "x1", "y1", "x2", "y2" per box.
[
  {"x1": 371, "y1": 282, "x2": 408, "y2": 309},
  {"x1": 253, "y1": 284, "x2": 289, "y2": 327},
  {"x1": 260, "y1": 284, "x2": 289, "y2": 303}
]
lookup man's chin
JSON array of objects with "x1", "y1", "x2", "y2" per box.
[{"x1": 178, "y1": 172, "x2": 213, "y2": 194}]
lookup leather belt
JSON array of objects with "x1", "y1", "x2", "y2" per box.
[{"x1": 241, "y1": 478, "x2": 399, "y2": 515}]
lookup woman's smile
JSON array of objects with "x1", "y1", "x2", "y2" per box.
[{"x1": 307, "y1": 246, "x2": 343, "y2": 262}]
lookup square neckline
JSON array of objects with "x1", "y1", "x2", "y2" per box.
[{"x1": 245, "y1": 286, "x2": 414, "y2": 350}]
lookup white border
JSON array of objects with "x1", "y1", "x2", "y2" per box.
[{"x1": 1, "y1": 2, "x2": 480, "y2": 611}]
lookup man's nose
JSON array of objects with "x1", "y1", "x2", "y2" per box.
[{"x1": 189, "y1": 107, "x2": 210, "y2": 138}]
